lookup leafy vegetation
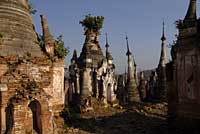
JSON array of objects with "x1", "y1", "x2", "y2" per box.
[
  {"x1": 38, "y1": 34, "x2": 69, "y2": 59},
  {"x1": 55, "y1": 35, "x2": 70, "y2": 58},
  {"x1": 37, "y1": 34, "x2": 45, "y2": 50},
  {"x1": 79, "y1": 14, "x2": 104, "y2": 34},
  {"x1": 28, "y1": 2, "x2": 37, "y2": 14}
]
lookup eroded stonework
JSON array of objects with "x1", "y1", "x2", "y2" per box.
[
  {"x1": 169, "y1": 0, "x2": 200, "y2": 120},
  {"x1": 67, "y1": 31, "x2": 117, "y2": 110},
  {"x1": 0, "y1": 0, "x2": 65, "y2": 133}
]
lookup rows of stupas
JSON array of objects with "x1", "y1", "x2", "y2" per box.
[
  {"x1": 65, "y1": 13, "x2": 168, "y2": 110},
  {"x1": 0, "y1": 0, "x2": 200, "y2": 133}
]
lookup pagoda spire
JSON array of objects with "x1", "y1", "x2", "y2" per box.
[
  {"x1": 157, "y1": 21, "x2": 167, "y2": 100},
  {"x1": 71, "y1": 50, "x2": 78, "y2": 63},
  {"x1": 159, "y1": 21, "x2": 167, "y2": 67},
  {"x1": 105, "y1": 33, "x2": 109, "y2": 58},
  {"x1": 41, "y1": 15, "x2": 54, "y2": 43},
  {"x1": 125, "y1": 35, "x2": 140, "y2": 103},
  {"x1": 40, "y1": 15, "x2": 55, "y2": 56},
  {"x1": 105, "y1": 33, "x2": 109, "y2": 48},
  {"x1": 105, "y1": 33, "x2": 113, "y2": 61},
  {"x1": 72, "y1": 50, "x2": 77, "y2": 58},
  {"x1": 126, "y1": 35, "x2": 132, "y2": 56},
  {"x1": 125, "y1": 35, "x2": 133, "y2": 80},
  {"x1": 184, "y1": 0, "x2": 197, "y2": 21},
  {"x1": 161, "y1": 21, "x2": 166, "y2": 41}
]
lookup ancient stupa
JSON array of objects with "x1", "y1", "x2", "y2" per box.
[
  {"x1": 68, "y1": 15, "x2": 117, "y2": 110},
  {"x1": 0, "y1": 0, "x2": 65, "y2": 133}
]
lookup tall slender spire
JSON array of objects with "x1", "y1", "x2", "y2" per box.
[
  {"x1": 105, "y1": 33, "x2": 113, "y2": 61},
  {"x1": 105, "y1": 33, "x2": 109, "y2": 48},
  {"x1": 184, "y1": 0, "x2": 197, "y2": 21},
  {"x1": 41, "y1": 15, "x2": 54, "y2": 43},
  {"x1": 157, "y1": 22, "x2": 167, "y2": 100},
  {"x1": 126, "y1": 35, "x2": 132, "y2": 56},
  {"x1": 125, "y1": 35, "x2": 140, "y2": 103},
  {"x1": 71, "y1": 49, "x2": 78, "y2": 63},
  {"x1": 161, "y1": 21, "x2": 166, "y2": 41},
  {"x1": 40, "y1": 15, "x2": 55, "y2": 56},
  {"x1": 105, "y1": 33, "x2": 109, "y2": 56},
  {"x1": 159, "y1": 21, "x2": 167, "y2": 67}
]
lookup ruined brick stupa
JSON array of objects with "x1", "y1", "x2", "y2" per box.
[
  {"x1": 68, "y1": 15, "x2": 117, "y2": 110},
  {"x1": 169, "y1": 0, "x2": 200, "y2": 120},
  {"x1": 0, "y1": 0, "x2": 65, "y2": 133}
]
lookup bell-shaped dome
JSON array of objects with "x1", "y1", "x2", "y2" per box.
[{"x1": 0, "y1": 0, "x2": 44, "y2": 57}]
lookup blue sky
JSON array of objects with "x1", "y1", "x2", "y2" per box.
[{"x1": 31, "y1": 0, "x2": 199, "y2": 73}]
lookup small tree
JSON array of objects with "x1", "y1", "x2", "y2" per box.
[
  {"x1": 38, "y1": 34, "x2": 69, "y2": 59},
  {"x1": 55, "y1": 35, "x2": 70, "y2": 58},
  {"x1": 79, "y1": 14, "x2": 104, "y2": 34}
]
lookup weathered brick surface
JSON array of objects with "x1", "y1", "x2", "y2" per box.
[
  {"x1": 0, "y1": 0, "x2": 65, "y2": 134},
  {"x1": 0, "y1": 0, "x2": 44, "y2": 57},
  {"x1": 169, "y1": 0, "x2": 200, "y2": 121}
]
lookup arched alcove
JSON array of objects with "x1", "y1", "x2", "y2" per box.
[
  {"x1": 28, "y1": 100, "x2": 42, "y2": 134},
  {"x1": 5, "y1": 104, "x2": 14, "y2": 134}
]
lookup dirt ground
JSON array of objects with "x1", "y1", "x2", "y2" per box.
[{"x1": 63, "y1": 101, "x2": 200, "y2": 134}]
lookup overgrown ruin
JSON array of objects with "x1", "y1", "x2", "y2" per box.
[
  {"x1": 67, "y1": 15, "x2": 117, "y2": 111},
  {"x1": 0, "y1": 0, "x2": 65, "y2": 133},
  {"x1": 0, "y1": 0, "x2": 200, "y2": 134}
]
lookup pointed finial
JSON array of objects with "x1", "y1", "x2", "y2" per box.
[
  {"x1": 40, "y1": 14, "x2": 55, "y2": 56},
  {"x1": 40, "y1": 15, "x2": 54, "y2": 42},
  {"x1": 161, "y1": 20, "x2": 166, "y2": 41},
  {"x1": 105, "y1": 33, "x2": 113, "y2": 60},
  {"x1": 71, "y1": 49, "x2": 77, "y2": 63},
  {"x1": 159, "y1": 21, "x2": 167, "y2": 66},
  {"x1": 72, "y1": 49, "x2": 77, "y2": 59},
  {"x1": 105, "y1": 32, "x2": 109, "y2": 48},
  {"x1": 184, "y1": 0, "x2": 197, "y2": 21},
  {"x1": 125, "y1": 34, "x2": 128, "y2": 46},
  {"x1": 126, "y1": 34, "x2": 131, "y2": 55},
  {"x1": 163, "y1": 20, "x2": 165, "y2": 34}
]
